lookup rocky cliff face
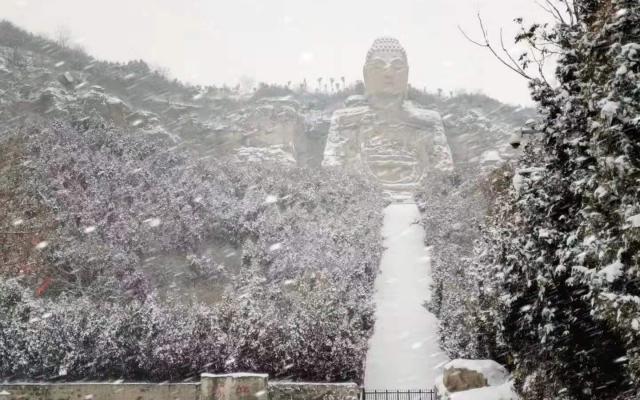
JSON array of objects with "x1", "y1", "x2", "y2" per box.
[
  {"x1": 0, "y1": 20, "x2": 534, "y2": 176},
  {"x1": 406, "y1": 89, "x2": 536, "y2": 174}
]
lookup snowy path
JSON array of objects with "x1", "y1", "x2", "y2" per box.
[{"x1": 364, "y1": 203, "x2": 449, "y2": 389}]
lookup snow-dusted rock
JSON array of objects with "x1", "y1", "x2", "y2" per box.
[
  {"x1": 235, "y1": 145, "x2": 297, "y2": 164},
  {"x1": 436, "y1": 359, "x2": 516, "y2": 399},
  {"x1": 60, "y1": 71, "x2": 75, "y2": 85},
  {"x1": 344, "y1": 94, "x2": 367, "y2": 107},
  {"x1": 79, "y1": 90, "x2": 131, "y2": 125},
  {"x1": 35, "y1": 86, "x2": 74, "y2": 115},
  {"x1": 445, "y1": 359, "x2": 509, "y2": 387},
  {"x1": 296, "y1": 110, "x2": 331, "y2": 167},
  {"x1": 444, "y1": 368, "x2": 488, "y2": 392}
]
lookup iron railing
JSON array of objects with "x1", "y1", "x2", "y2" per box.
[{"x1": 360, "y1": 388, "x2": 439, "y2": 400}]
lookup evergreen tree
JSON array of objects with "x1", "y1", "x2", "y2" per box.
[{"x1": 476, "y1": 1, "x2": 640, "y2": 398}]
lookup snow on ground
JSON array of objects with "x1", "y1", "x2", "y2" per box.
[
  {"x1": 448, "y1": 382, "x2": 518, "y2": 400},
  {"x1": 364, "y1": 203, "x2": 450, "y2": 389}
]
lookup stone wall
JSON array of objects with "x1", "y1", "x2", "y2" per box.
[
  {"x1": 0, "y1": 375, "x2": 359, "y2": 400},
  {"x1": 0, "y1": 382, "x2": 199, "y2": 400},
  {"x1": 268, "y1": 382, "x2": 360, "y2": 400}
]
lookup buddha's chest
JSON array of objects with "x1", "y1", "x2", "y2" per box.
[
  {"x1": 338, "y1": 118, "x2": 429, "y2": 185},
  {"x1": 343, "y1": 117, "x2": 428, "y2": 156}
]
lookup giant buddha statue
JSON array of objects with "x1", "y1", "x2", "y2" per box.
[{"x1": 323, "y1": 37, "x2": 454, "y2": 201}]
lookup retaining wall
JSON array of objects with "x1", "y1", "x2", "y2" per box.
[
  {"x1": 0, "y1": 374, "x2": 359, "y2": 400},
  {"x1": 0, "y1": 382, "x2": 198, "y2": 400}
]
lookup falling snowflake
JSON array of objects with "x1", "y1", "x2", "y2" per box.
[
  {"x1": 269, "y1": 242, "x2": 283, "y2": 251},
  {"x1": 144, "y1": 218, "x2": 162, "y2": 227},
  {"x1": 264, "y1": 195, "x2": 278, "y2": 204},
  {"x1": 298, "y1": 52, "x2": 315, "y2": 64}
]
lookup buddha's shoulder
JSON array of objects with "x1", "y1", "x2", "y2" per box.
[
  {"x1": 330, "y1": 104, "x2": 372, "y2": 127},
  {"x1": 402, "y1": 101, "x2": 443, "y2": 125}
]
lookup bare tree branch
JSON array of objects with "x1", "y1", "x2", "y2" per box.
[
  {"x1": 562, "y1": 0, "x2": 577, "y2": 25},
  {"x1": 545, "y1": 0, "x2": 568, "y2": 25},
  {"x1": 534, "y1": 0, "x2": 561, "y2": 21},
  {"x1": 457, "y1": 24, "x2": 486, "y2": 47},
  {"x1": 499, "y1": 28, "x2": 531, "y2": 77},
  {"x1": 529, "y1": 44, "x2": 551, "y2": 86},
  {"x1": 458, "y1": 13, "x2": 533, "y2": 80}
]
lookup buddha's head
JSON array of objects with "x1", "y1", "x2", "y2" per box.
[{"x1": 363, "y1": 37, "x2": 409, "y2": 110}]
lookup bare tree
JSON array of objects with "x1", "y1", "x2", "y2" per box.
[
  {"x1": 457, "y1": 1, "x2": 576, "y2": 86},
  {"x1": 55, "y1": 26, "x2": 72, "y2": 49}
]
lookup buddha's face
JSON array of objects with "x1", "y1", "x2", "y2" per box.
[{"x1": 363, "y1": 51, "x2": 409, "y2": 104}]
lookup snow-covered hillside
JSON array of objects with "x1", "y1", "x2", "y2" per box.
[{"x1": 0, "y1": 18, "x2": 538, "y2": 392}]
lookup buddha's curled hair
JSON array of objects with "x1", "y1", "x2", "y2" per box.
[{"x1": 366, "y1": 37, "x2": 408, "y2": 63}]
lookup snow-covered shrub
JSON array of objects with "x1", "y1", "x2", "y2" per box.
[
  {"x1": 416, "y1": 169, "x2": 496, "y2": 359},
  {"x1": 0, "y1": 117, "x2": 384, "y2": 382}
]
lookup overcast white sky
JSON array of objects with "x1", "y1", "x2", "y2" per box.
[{"x1": 1, "y1": 0, "x2": 553, "y2": 105}]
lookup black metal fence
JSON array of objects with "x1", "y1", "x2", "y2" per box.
[{"x1": 360, "y1": 388, "x2": 439, "y2": 400}]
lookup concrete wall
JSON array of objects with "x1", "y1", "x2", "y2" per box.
[
  {"x1": 268, "y1": 382, "x2": 360, "y2": 400},
  {"x1": 0, "y1": 375, "x2": 359, "y2": 400},
  {"x1": 201, "y1": 373, "x2": 268, "y2": 400},
  {"x1": 0, "y1": 382, "x2": 199, "y2": 400}
]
